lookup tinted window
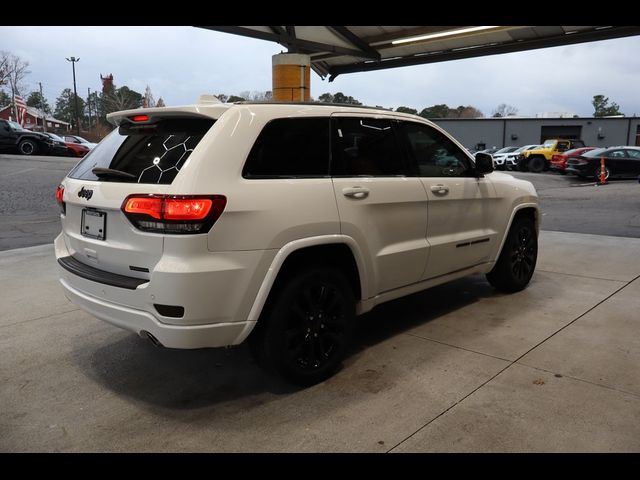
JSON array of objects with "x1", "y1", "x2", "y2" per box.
[
  {"x1": 609, "y1": 150, "x2": 627, "y2": 158},
  {"x1": 399, "y1": 122, "x2": 471, "y2": 177},
  {"x1": 625, "y1": 149, "x2": 640, "y2": 159},
  {"x1": 243, "y1": 118, "x2": 330, "y2": 178},
  {"x1": 68, "y1": 118, "x2": 214, "y2": 184},
  {"x1": 331, "y1": 117, "x2": 407, "y2": 176}
]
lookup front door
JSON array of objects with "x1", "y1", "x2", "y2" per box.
[
  {"x1": 397, "y1": 121, "x2": 500, "y2": 279},
  {"x1": 330, "y1": 115, "x2": 429, "y2": 296}
]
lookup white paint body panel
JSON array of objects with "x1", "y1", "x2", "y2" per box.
[{"x1": 56, "y1": 102, "x2": 540, "y2": 349}]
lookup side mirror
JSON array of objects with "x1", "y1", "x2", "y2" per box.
[{"x1": 474, "y1": 152, "x2": 494, "y2": 175}]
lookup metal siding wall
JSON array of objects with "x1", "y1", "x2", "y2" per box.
[
  {"x1": 434, "y1": 120, "x2": 504, "y2": 149},
  {"x1": 433, "y1": 118, "x2": 640, "y2": 149}
]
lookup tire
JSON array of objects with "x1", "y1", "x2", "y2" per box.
[
  {"x1": 527, "y1": 156, "x2": 546, "y2": 173},
  {"x1": 18, "y1": 139, "x2": 38, "y2": 155},
  {"x1": 486, "y1": 216, "x2": 538, "y2": 293},
  {"x1": 249, "y1": 266, "x2": 356, "y2": 386},
  {"x1": 517, "y1": 157, "x2": 529, "y2": 172},
  {"x1": 594, "y1": 166, "x2": 610, "y2": 182}
]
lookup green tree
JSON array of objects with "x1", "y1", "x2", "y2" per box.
[
  {"x1": 54, "y1": 88, "x2": 86, "y2": 127},
  {"x1": 450, "y1": 105, "x2": 483, "y2": 118},
  {"x1": 332, "y1": 92, "x2": 361, "y2": 105},
  {"x1": 102, "y1": 86, "x2": 143, "y2": 114},
  {"x1": 419, "y1": 104, "x2": 450, "y2": 119},
  {"x1": 396, "y1": 106, "x2": 418, "y2": 115},
  {"x1": 26, "y1": 91, "x2": 51, "y2": 114},
  {"x1": 318, "y1": 92, "x2": 334, "y2": 103},
  {"x1": 156, "y1": 97, "x2": 166, "y2": 107},
  {"x1": 0, "y1": 89, "x2": 10, "y2": 108},
  {"x1": 227, "y1": 95, "x2": 245, "y2": 102},
  {"x1": 592, "y1": 94, "x2": 623, "y2": 117}
]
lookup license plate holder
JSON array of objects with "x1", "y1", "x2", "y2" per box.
[{"x1": 81, "y1": 209, "x2": 106, "y2": 240}]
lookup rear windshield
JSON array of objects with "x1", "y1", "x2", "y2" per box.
[{"x1": 67, "y1": 118, "x2": 214, "y2": 184}]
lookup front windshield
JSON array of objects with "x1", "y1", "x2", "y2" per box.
[
  {"x1": 494, "y1": 147, "x2": 517, "y2": 154},
  {"x1": 47, "y1": 133, "x2": 64, "y2": 142},
  {"x1": 7, "y1": 120, "x2": 25, "y2": 131},
  {"x1": 75, "y1": 136, "x2": 90, "y2": 143},
  {"x1": 543, "y1": 140, "x2": 556, "y2": 148}
]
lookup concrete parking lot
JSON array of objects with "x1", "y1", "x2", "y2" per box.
[
  {"x1": 1, "y1": 154, "x2": 639, "y2": 452},
  {"x1": 1, "y1": 231, "x2": 639, "y2": 452}
]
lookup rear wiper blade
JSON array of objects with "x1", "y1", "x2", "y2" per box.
[{"x1": 92, "y1": 167, "x2": 137, "y2": 179}]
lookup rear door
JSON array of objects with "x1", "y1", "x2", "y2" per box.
[
  {"x1": 605, "y1": 149, "x2": 628, "y2": 176},
  {"x1": 60, "y1": 116, "x2": 214, "y2": 279},
  {"x1": 397, "y1": 121, "x2": 499, "y2": 280},
  {"x1": 624, "y1": 149, "x2": 640, "y2": 176},
  {"x1": 330, "y1": 115, "x2": 429, "y2": 295}
]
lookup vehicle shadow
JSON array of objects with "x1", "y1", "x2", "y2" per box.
[
  {"x1": 73, "y1": 274, "x2": 499, "y2": 411},
  {"x1": 351, "y1": 273, "x2": 496, "y2": 351}
]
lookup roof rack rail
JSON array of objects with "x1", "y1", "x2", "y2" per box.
[{"x1": 233, "y1": 101, "x2": 393, "y2": 111}]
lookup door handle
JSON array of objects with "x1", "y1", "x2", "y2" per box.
[
  {"x1": 430, "y1": 184, "x2": 449, "y2": 195},
  {"x1": 342, "y1": 186, "x2": 370, "y2": 199}
]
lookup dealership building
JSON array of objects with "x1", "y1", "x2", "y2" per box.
[{"x1": 432, "y1": 116, "x2": 640, "y2": 151}]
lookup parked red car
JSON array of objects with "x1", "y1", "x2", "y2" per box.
[
  {"x1": 64, "y1": 141, "x2": 90, "y2": 158},
  {"x1": 550, "y1": 147, "x2": 596, "y2": 174}
]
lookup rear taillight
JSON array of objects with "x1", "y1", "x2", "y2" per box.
[
  {"x1": 55, "y1": 185, "x2": 65, "y2": 215},
  {"x1": 122, "y1": 194, "x2": 226, "y2": 234}
]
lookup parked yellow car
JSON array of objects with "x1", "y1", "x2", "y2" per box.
[{"x1": 518, "y1": 138, "x2": 586, "y2": 172}]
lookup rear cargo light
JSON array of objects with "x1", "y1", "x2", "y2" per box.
[
  {"x1": 55, "y1": 185, "x2": 65, "y2": 215},
  {"x1": 122, "y1": 194, "x2": 226, "y2": 234}
]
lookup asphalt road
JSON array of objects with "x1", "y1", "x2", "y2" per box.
[
  {"x1": 0, "y1": 154, "x2": 78, "y2": 251},
  {"x1": 513, "y1": 171, "x2": 640, "y2": 238},
  {"x1": 0, "y1": 153, "x2": 639, "y2": 251}
]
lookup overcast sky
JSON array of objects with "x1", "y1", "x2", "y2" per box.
[{"x1": 2, "y1": 26, "x2": 640, "y2": 117}]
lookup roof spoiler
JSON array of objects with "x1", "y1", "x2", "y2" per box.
[{"x1": 197, "y1": 95, "x2": 222, "y2": 104}]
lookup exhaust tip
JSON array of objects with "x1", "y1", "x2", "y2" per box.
[{"x1": 140, "y1": 330, "x2": 163, "y2": 347}]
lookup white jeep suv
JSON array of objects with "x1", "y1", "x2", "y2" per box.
[{"x1": 55, "y1": 101, "x2": 540, "y2": 385}]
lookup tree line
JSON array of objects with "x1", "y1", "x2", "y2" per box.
[{"x1": 1, "y1": 50, "x2": 164, "y2": 139}]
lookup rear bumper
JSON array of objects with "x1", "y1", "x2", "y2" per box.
[
  {"x1": 55, "y1": 232, "x2": 276, "y2": 348},
  {"x1": 565, "y1": 166, "x2": 590, "y2": 176},
  {"x1": 60, "y1": 278, "x2": 255, "y2": 348}
]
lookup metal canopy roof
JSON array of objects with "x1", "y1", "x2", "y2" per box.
[{"x1": 196, "y1": 26, "x2": 640, "y2": 81}]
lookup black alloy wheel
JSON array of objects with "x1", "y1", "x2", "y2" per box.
[
  {"x1": 249, "y1": 267, "x2": 355, "y2": 386},
  {"x1": 486, "y1": 216, "x2": 538, "y2": 293},
  {"x1": 285, "y1": 281, "x2": 347, "y2": 371},
  {"x1": 508, "y1": 223, "x2": 536, "y2": 285},
  {"x1": 18, "y1": 139, "x2": 37, "y2": 155}
]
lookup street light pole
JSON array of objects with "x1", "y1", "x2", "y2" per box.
[{"x1": 66, "y1": 56, "x2": 80, "y2": 135}]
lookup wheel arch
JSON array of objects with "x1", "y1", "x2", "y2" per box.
[
  {"x1": 246, "y1": 236, "x2": 368, "y2": 324},
  {"x1": 493, "y1": 204, "x2": 539, "y2": 262}
]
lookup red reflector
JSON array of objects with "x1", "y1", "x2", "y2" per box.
[
  {"x1": 124, "y1": 197, "x2": 163, "y2": 219},
  {"x1": 131, "y1": 114, "x2": 149, "y2": 122},
  {"x1": 55, "y1": 185, "x2": 64, "y2": 204},
  {"x1": 164, "y1": 198, "x2": 212, "y2": 220}
]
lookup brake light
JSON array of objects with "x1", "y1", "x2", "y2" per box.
[
  {"x1": 164, "y1": 198, "x2": 212, "y2": 220},
  {"x1": 124, "y1": 197, "x2": 163, "y2": 219},
  {"x1": 122, "y1": 195, "x2": 226, "y2": 234},
  {"x1": 55, "y1": 185, "x2": 65, "y2": 214},
  {"x1": 131, "y1": 114, "x2": 149, "y2": 122}
]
